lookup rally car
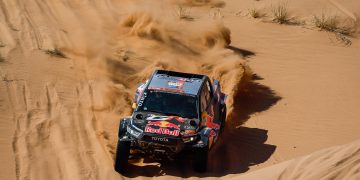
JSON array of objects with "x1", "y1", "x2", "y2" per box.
[{"x1": 114, "y1": 70, "x2": 227, "y2": 173}]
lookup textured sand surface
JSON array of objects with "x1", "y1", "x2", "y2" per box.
[
  {"x1": 234, "y1": 140, "x2": 360, "y2": 180},
  {"x1": 0, "y1": 0, "x2": 360, "y2": 179}
]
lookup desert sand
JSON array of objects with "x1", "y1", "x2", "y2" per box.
[{"x1": 0, "y1": 0, "x2": 359, "y2": 180}]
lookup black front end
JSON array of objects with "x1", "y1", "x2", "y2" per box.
[{"x1": 119, "y1": 116, "x2": 201, "y2": 160}]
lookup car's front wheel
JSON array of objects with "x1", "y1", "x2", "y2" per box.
[
  {"x1": 193, "y1": 144, "x2": 209, "y2": 172},
  {"x1": 114, "y1": 140, "x2": 130, "y2": 173}
]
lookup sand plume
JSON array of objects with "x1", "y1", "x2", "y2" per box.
[
  {"x1": 0, "y1": 1, "x2": 252, "y2": 179},
  {"x1": 2, "y1": 0, "x2": 360, "y2": 180}
]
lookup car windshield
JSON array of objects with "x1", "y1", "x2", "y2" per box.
[{"x1": 137, "y1": 90, "x2": 198, "y2": 119}]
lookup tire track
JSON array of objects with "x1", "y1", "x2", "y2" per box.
[
  {"x1": 0, "y1": 0, "x2": 18, "y2": 31},
  {"x1": 329, "y1": 0, "x2": 357, "y2": 20},
  {"x1": 22, "y1": 6, "x2": 43, "y2": 50},
  {"x1": 8, "y1": 82, "x2": 114, "y2": 180}
]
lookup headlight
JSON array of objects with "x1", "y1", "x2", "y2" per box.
[
  {"x1": 127, "y1": 126, "x2": 142, "y2": 138},
  {"x1": 132, "y1": 119, "x2": 145, "y2": 125},
  {"x1": 182, "y1": 135, "x2": 197, "y2": 143},
  {"x1": 131, "y1": 118, "x2": 147, "y2": 127}
]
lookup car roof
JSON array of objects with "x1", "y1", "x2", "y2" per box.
[{"x1": 147, "y1": 70, "x2": 206, "y2": 96}]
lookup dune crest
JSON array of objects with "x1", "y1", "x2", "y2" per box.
[{"x1": 236, "y1": 140, "x2": 360, "y2": 180}]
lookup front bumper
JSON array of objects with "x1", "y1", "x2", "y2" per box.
[{"x1": 120, "y1": 125, "x2": 203, "y2": 159}]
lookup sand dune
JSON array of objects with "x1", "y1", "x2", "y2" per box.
[
  {"x1": 235, "y1": 140, "x2": 360, "y2": 180},
  {"x1": 1, "y1": 0, "x2": 360, "y2": 180}
]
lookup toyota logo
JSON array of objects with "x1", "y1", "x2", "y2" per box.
[{"x1": 151, "y1": 137, "x2": 169, "y2": 142}]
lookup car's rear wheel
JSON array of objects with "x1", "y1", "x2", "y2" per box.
[
  {"x1": 193, "y1": 144, "x2": 209, "y2": 172},
  {"x1": 114, "y1": 140, "x2": 130, "y2": 173}
]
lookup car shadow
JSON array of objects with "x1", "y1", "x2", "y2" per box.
[
  {"x1": 228, "y1": 77, "x2": 282, "y2": 126},
  {"x1": 122, "y1": 126, "x2": 275, "y2": 178},
  {"x1": 227, "y1": 45, "x2": 255, "y2": 58},
  {"x1": 122, "y1": 77, "x2": 280, "y2": 178}
]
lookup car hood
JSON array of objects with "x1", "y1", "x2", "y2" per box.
[{"x1": 131, "y1": 114, "x2": 199, "y2": 137}]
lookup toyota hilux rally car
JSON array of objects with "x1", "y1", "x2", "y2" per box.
[{"x1": 114, "y1": 70, "x2": 227, "y2": 173}]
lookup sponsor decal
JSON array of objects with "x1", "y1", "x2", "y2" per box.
[
  {"x1": 135, "y1": 83, "x2": 146, "y2": 103},
  {"x1": 145, "y1": 126, "x2": 180, "y2": 136},
  {"x1": 147, "y1": 115, "x2": 187, "y2": 123},
  {"x1": 137, "y1": 92, "x2": 147, "y2": 107},
  {"x1": 176, "y1": 78, "x2": 187, "y2": 81},
  {"x1": 206, "y1": 120, "x2": 220, "y2": 129},
  {"x1": 202, "y1": 106, "x2": 220, "y2": 129},
  {"x1": 171, "y1": 116, "x2": 186, "y2": 123},
  {"x1": 147, "y1": 115, "x2": 170, "y2": 121},
  {"x1": 147, "y1": 115, "x2": 186, "y2": 122},
  {"x1": 184, "y1": 129, "x2": 196, "y2": 135},
  {"x1": 183, "y1": 125, "x2": 196, "y2": 130},
  {"x1": 167, "y1": 81, "x2": 184, "y2": 89},
  {"x1": 151, "y1": 137, "x2": 169, "y2": 142},
  {"x1": 148, "y1": 87, "x2": 184, "y2": 93},
  {"x1": 209, "y1": 130, "x2": 217, "y2": 137},
  {"x1": 147, "y1": 121, "x2": 180, "y2": 130},
  {"x1": 202, "y1": 112, "x2": 220, "y2": 129}
]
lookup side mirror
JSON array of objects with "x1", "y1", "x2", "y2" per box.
[
  {"x1": 213, "y1": 80, "x2": 220, "y2": 100},
  {"x1": 213, "y1": 79, "x2": 219, "y2": 87},
  {"x1": 132, "y1": 103, "x2": 137, "y2": 109}
]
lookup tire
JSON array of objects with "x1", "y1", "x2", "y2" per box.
[
  {"x1": 114, "y1": 140, "x2": 130, "y2": 173},
  {"x1": 220, "y1": 105, "x2": 227, "y2": 133},
  {"x1": 193, "y1": 145, "x2": 209, "y2": 172}
]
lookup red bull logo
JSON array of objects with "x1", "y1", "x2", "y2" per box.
[
  {"x1": 145, "y1": 126, "x2": 180, "y2": 136},
  {"x1": 147, "y1": 121, "x2": 180, "y2": 130},
  {"x1": 145, "y1": 121, "x2": 180, "y2": 136},
  {"x1": 167, "y1": 81, "x2": 184, "y2": 89}
]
